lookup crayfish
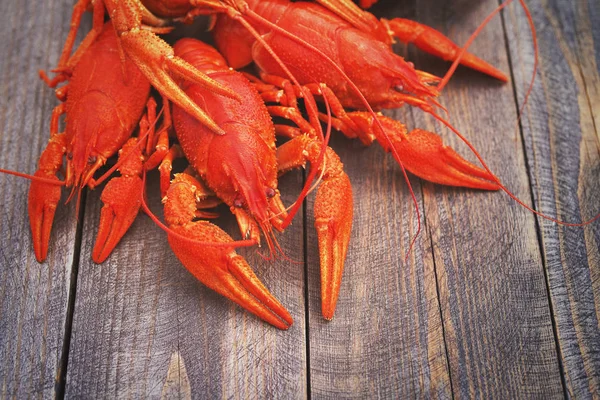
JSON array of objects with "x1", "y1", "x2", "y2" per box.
[
  {"x1": 2, "y1": 0, "x2": 598, "y2": 329},
  {"x1": 26, "y1": 21, "x2": 152, "y2": 263}
]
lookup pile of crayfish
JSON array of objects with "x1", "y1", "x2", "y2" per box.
[{"x1": 4, "y1": 0, "x2": 578, "y2": 330}]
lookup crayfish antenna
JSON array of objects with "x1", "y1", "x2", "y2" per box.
[
  {"x1": 514, "y1": 0, "x2": 539, "y2": 129},
  {"x1": 430, "y1": 112, "x2": 600, "y2": 227},
  {"x1": 0, "y1": 169, "x2": 66, "y2": 186},
  {"x1": 433, "y1": 0, "x2": 600, "y2": 226}
]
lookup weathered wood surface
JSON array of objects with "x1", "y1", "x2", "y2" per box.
[
  {"x1": 504, "y1": 0, "x2": 600, "y2": 397},
  {"x1": 0, "y1": 0, "x2": 598, "y2": 399},
  {"x1": 0, "y1": 1, "x2": 84, "y2": 398}
]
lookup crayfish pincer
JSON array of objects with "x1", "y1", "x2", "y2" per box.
[
  {"x1": 162, "y1": 173, "x2": 294, "y2": 330},
  {"x1": 210, "y1": 0, "x2": 501, "y2": 191}
]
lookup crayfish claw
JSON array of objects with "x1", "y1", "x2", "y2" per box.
[
  {"x1": 167, "y1": 222, "x2": 292, "y2": 330},
  {"x1": 277, "y1": 136, "x2": 353, "y2": 320},
  {"x1": 347, "y1": 112, "x2": 500, "y2": 190},
  {"x1": 164, "y1": 174, "x2": 292, "y2": 329},
  {"x1": 28, "y1": 173, "x2": 62, "y2": 262},
  {"x1": 394, "y1": 129, "x2": 500, "y2": 190},
  {"x1": 228, "y1": 255, "x2": 293, "y2": 329},
  {"x1": 386, "y1": 18, "x2": 509, "y2": 82},
  {"x1": 92, "y1": 176, "x2": 143, "y2": 263},
  {"x1": 315, "y1": 172, "x2": 353, "y2": 320}
]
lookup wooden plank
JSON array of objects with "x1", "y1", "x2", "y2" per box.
[
  {"x1": 306, "y1": 1, "x2": 452, "y2": 397},
  {"x1": 306, "y1": 141, "x2": 452, "y2": 398},
  {"x1": 64, "y1": 170, "x2": 308, "y2": 395},
  {"x1": 0, "y1": 0, "x2": 87, "y2": 398},
  {"x1": 0, "y1": 0, "x2": 85, "y2": 398},
  {"x1": 406, "y1": 0, "x2": 566, "y2": 397},
  {"x1": 305, "y1": 0, "x2": 564, "y2": 395},
  {"x1": 1, "y1": 0, "x2": 596, "y2": 397},
  {"x1": 504, "y1": 0, "x2": 600, "y2": 397}
]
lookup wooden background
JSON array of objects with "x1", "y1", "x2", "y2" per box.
[{"x1": 1, "y1": 0, "x2": 599, "y2": 398}]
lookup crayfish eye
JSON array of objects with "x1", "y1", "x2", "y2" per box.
[
  {"x1": 88, "y1": 155, "x2": 97, "y2": 164},
  {"x1": 67, "y1": 152, "x2": 73, "y2": 160},
  {"x1": 266, "y1": 188, "x2": 276, "y2": 199},
  {"x1": 234, "y1": 198, "x2": 245, "y2": 208}
]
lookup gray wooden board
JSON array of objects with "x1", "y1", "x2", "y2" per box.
[
  {"x1": 0, "y1": 1, "x2": 86, "y2": 398},
  {"x1": 405, "y1": 0, "x2": 566, "y2": 397},
  {"x1": 307, "y1": 0, "x2": 565, "y2": 397},
  {"x1": 504, "y1": 0, "x2": 600, "y2": 397},
  {"x1": 1, "y1": 0, "x2": 599, "y2": 398},
  {"x1": 306, "y1": 137, "x2": 452, "y2": 398}
]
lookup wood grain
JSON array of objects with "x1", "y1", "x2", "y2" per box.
[
  {"x1": 0, "y1": 1, "x2": 86, "y2": 398},
  {"x1": 408, "y1": 0, "x2": 566, "y2": 397},
  {"x1": 504, "y1": 0, "x2": 600, "y2": 397},
  {"x1": 306, "y1": 1, "x2": 455, "y2": 398},
  {"x1": 0, "y1": 0, "x2": 598, "y2": 398},
  {"x1": 306, "y1": 139, "x2": 452, "y2": 398}
]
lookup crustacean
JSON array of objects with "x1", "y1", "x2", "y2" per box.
[
  {"x1": 159, "y1": 38, "x2": 352, "y2": 327},
  {"x1": 43, "y1": 0, "x2": 507, "y2": 133},
  {"x1": 317, "y1": 0, "x2": 507, "y2": 82},
  {"x1": 159, "y1": 36, "x2": 506, "y2": 325},
  {"x1": 22, "y1": 21, "x2": 153, "y2": 263},
  {"x1": 5, "y1": 0, "x2": 504, "y2": 324}
]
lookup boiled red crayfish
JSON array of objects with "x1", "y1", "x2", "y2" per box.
[
  {"x1": 163, "y1": 35, "x2": 506, "y2": 325},
  {"x1": 30, "y1": 0, "x2": 507, "y2": 323},
  {"x1": 43, "y1": 0, "x2": 242, "y2": 136},
  {"x1": 159, "y1": 38, "x2": 354, "y2": 327},
  {"x1": 9, "y1": 0, "x2": 595, "y2": 328},
  {"x1": 46, "y1": 0, "x2": 506, "y2": 134},
  {"x1": 25, "y1": 21, "x2": 153, "y2": 263}
]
